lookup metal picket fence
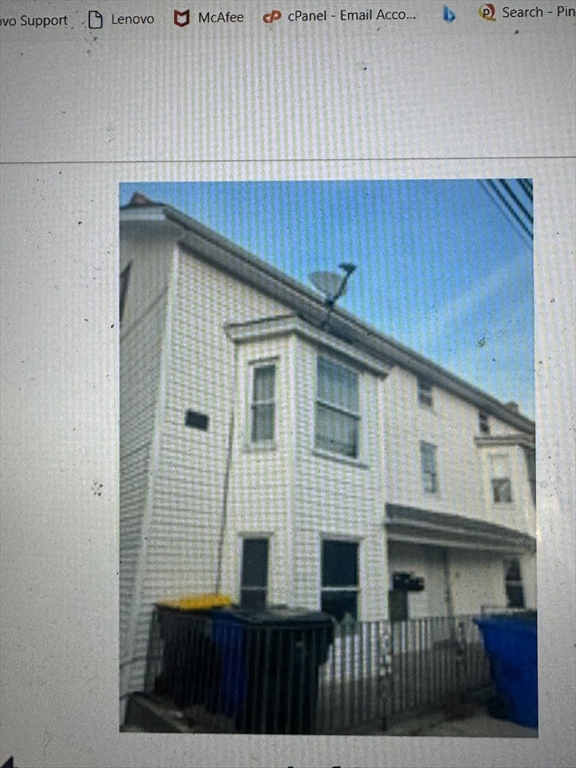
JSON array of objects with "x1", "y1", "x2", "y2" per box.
[
  {"x1": 317, "y1": 615, "x2": 490, "y2": 733},
  {"x1": 142, "y1": 609, "x2": 490, "y2": 734}
]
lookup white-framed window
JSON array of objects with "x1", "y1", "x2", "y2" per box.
[
  {"x1": 478, "y1": 410, "x2": 490, "y2": 434},
  {"x1": 240, "y1": 537, "x2": 269, "y2": 609},
  {"x1": 490, "y1": 454, "x2": 512, "y2": 503},
  {"x1": 321, "y1": 539, "x2": 359, "y2": 623},
  {"x1": 250, "y1": 363, "x2": 276, "y2": 444},
  {"x1": 315, "y1": 356, "x2": 360, "y2": 458},
  {"x1": 420, "y1": 441, "x2": 438, "y2": 493},
  {"x1": 417, "y1": 377, "x2": 433, "y2": 408},
  {"x1": 504, "y1": 557, "x2": 525, "y2": 608}
]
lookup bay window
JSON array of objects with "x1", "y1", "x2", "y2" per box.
[
  {"x1": 251, "y1": 364, "x2": 276, "y2": 444},
  {"x1": 315, "y1": 356, "x2": 360, "y2": 458}
]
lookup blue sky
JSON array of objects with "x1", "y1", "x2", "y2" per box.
[{"x1": 120, "y1": 180, "x2": 534, "y2": 418}]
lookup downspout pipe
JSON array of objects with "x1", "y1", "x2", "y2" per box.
[{"x1": 215, "y1": 341, "x2": 238, "y2": 594}]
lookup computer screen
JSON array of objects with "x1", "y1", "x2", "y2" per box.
[{"x1": 1, "y1": 2, "x2": 574, "y2": 767}]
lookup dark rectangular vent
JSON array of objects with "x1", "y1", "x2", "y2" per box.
[{"x1": 185, "y1": 411, "x2": 209, "y2": 430}]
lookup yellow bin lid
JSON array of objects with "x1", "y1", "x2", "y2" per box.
[{"x1": 157, "y1": 593, "x2": 233, "y2": 611}]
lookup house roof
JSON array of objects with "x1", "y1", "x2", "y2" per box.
[
  {"x1": 120, "y1": 193, "x2": 535, "y2": 434},
  {"x1": 475, "y1": 434, "x2": 536, "y2": 450},
  {"x1": 386, "y1": 504, "x2": 536, "y2": 553},
  {"x1": 225, "y1": 314, "x2": 392, "y2": 378}
]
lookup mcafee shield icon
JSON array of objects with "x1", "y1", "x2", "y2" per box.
[{"x1": 174, "y1": 9, "x2": 190, "y2": 27}]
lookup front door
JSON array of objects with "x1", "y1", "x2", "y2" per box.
[{"x1": 388, "y1": 589, "x2": 408, "y2": 622}]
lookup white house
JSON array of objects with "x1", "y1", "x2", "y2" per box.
[{"x1": 119, "y1": 193, "x2": 536, "y2": 704}]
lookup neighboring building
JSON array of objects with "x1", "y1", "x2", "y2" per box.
[{"x1": 119, "y1": 193, "x2": 536, "y2": 704}]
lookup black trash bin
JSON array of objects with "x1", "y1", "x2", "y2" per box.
[
  {"x1": 210, "y1": 606, "x2": 334, "y2": 734},
  {"x1": 153, "y1": 598, "x2": 230, "y2": 709}
]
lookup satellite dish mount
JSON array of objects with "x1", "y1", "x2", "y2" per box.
[{"x1": 310, "y1": 263, "x2": 357, "y2": 329}]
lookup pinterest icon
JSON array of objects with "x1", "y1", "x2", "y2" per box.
[{"x1": 478, "y1": 4, "x2": 496, "y2": 20}]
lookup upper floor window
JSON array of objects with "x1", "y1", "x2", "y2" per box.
[
  {"x1": 478, "y1": 410, "x2": 490, "y2": 434},
  {"x1": 420, "y1": 442, "x2": 438, "y2": 493},
  {"x1": 417, "y1": 378, "x2": 433, "y2": 408},
  {"x1": 251, "y1": 364, "x2": 276, "y2": 443},
  {"x1": 240, "y1": 538, "x2": 269, "y2": 609},
  {"x1": 315, "y1": 356, "x2": 360, "y2": 459},
  {"x1": 119, "y1": 262, "x2": 131, "y2": 322},
  {"x1": 490, "y1": 454, "x2": 512, "y2": 503},
  {"x1": 321, "y1": 539, "x2": 359, "y2": 623}
]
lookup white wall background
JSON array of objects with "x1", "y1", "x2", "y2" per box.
[{"x1": 383, "y1": 365, "x2": 533, "y2": 528}]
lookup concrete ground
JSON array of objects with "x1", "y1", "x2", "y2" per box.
[
  {"x1": 363, "y1": 696, "x2": 538, "y2": 738},
  {"x1": 416, "y1": 711, "x2": 537, "y2": 737},
  {"x1": 380, "y1": 708, "x2": 537, "y2": 738},
  {"x1": 122, "y1": 691, "x2": 538, "y2": 738}
]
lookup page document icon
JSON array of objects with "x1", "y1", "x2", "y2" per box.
[{"x1": 88, "y1": 10, "x2": 103, "y2": 29}]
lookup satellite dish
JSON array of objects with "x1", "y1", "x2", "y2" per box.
[
  {"x1": 310, "y1": 271, "x2": 346, "y2": 301},
  {"x1": 310, "y1": 264, "x2": 357, "y2": 329},
  {"x1": 339, "y1": 263, "x2": 357, "y2": 276}
]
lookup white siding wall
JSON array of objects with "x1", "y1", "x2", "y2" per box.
[
  {"x1": 384, "y1": 368, "x2": 484, "y2": 520},
  {"x1": 447, "y1": 549, "x2": 507, "y2": 615},
  {"x1": 384, "y1": 366, "x2": 533, "y2": 529},
  {"x1": 127, "y1": 247, "x2": 290, "y2": 689},
  {"x1": 292, "y1": 340, "x2": 388, "y2": 620},
  {"x1": 221, "y1": 336, "x2": 293, "y2": 605},
  {"x1": 387, "y1": 542, "x2": 521, "y2": 618},
  {"x1": 119, "y1": 231, "x2": 172, "y2": 671},
  {"x1": 387, "y1": 542, "x2": 449, "y2": 618}
]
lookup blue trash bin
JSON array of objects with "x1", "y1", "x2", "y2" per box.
[
  {"x1": 475, "y1": 613, "x2": 538, "y2": 728},
  {"x1": 209, "y1": 610, "x2": 248, "y2": 718},
  {"x1": 210, "y1": 606, "x2": 334, "y2": 733}
]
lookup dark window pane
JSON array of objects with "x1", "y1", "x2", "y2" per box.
[
  {"x1": 318, "y1": 357, "x2": 359, "y2": 412},
  {"x1": 253, "y1": 365, "x2": 275, "y2": 402},
  {"x1": 505, "y1": 559, "x2": 521, "y2": 581},
  {"x1": 316, "y1": 404, "x2": 358, "y2": 458},
  {"x1": 492, "y1": 478, "x2": 512, "y2": 503},
  {"x1": 321, "y1": 590, "x2": 357, "y2": 623},
  {"x1": 322, "y1": 541, "x2": 358, "y2": 587},
  {"x1": 421, "y1": 443, "x2": 438, "y2": 493},
  {"x1": 388, "y1": 590, "x2": 408, "y2": 622},
  {"x1": 251, "y1": 403, "x2": 274, "y2": 442},
  {"x1": 241, "y1": 539, "x2": 268, "y2": 588},
  {"x1": 240, "y1": 588, "x2": 267, "y2": 609},
  {"x1": 418, "y1": 379, "x2": 433, "y2": 407},
  {"x1": 252, "y1": 366, "x2": 275, "y2": 443},
  {"x1": 506, "y1": 584, "x2": 525, "y2": 608}
]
